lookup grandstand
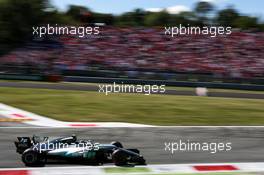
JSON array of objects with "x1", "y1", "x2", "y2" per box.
[{"x1": 0, "y1": 27, "x2": 264, "y2": 83}]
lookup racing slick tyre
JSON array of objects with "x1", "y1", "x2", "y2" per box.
[
  {"x1": 111, "y1": 141, "x2": 123, "y2": 148},
  {"x1": 112, "y1": 149, "x2": 128, "y2": 166},
  {"x1": 22, "y1": 149, "x2": 46, "y2": 167}
]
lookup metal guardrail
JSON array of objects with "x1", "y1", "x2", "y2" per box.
[
  {"x1": 0, "y1": 72, "x2": 263, "y2": 91},
  {"x1": 64, "y1": 76, "x2": 264, "y2": 91},
  {"x1": 1, "y1": 65, "x2": 264, "y2": 84}
]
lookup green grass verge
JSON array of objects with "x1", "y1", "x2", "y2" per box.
[
  {"x1": 170, "y1": 174, "x2": 255, "y2": 175},
  {"x1": 0, "y1": 87, "x2": 264, "y2": 125},
  {"x1": 104, "y1": 167, "x2": 151, "y2": 173},
  {"x1": 118, "y1": 173, "x2": 258, "y2": 175},
  {"x1": 165, "y1": 86, "x2": 264, "y2": 94}
]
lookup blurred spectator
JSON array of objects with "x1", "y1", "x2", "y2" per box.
[{"x1": 0, "y1": 27, "x2": 263, "y2": 79}]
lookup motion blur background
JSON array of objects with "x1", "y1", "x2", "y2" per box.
[
  {"x1": 0, "y1": 0, "x2": 263, "y2": 84},
  {"x1": 0, "y1": 0, "x2": 264, "y2": 126},
  {"x1": 1, "y1": 1, "x2": 264, "y2": 172}
]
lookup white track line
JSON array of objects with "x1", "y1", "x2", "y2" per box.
[
  {"x1": 2, "y1": 103, "x2": 264, "y2": 128},
  {"x1": 1, "y1": 163, "x2": 264, "y2": 174},
  {"x1": 0, "y1": 103, "x2": 152, "y2": 127}
]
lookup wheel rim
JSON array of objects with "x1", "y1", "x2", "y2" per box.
[{"x1": 25, "y1": 154, "x2": 35, "y2": 163}]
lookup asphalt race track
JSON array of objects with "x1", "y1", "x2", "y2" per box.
[
  {"x1": 0, "y1": 81, "x2": 264, "y2": 99},
  {"x1": 0, "y1": 82, "x2": 264, "y2": 168},
  {"x1": 1, "y1": 127, "x2": 264, "y2": 168}
]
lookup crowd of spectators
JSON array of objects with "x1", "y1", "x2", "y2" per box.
[{"x1": 1, "y1": 27, "x2": 263, "y2": 79}]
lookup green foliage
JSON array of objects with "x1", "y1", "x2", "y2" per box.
[
  {"x1": 115, "y1": 9, "x2": 146, "y2": 26},
  {"x1": 0, "y1": 0, "x2": 263, "y2": 55},
  {"x1": 261, "y1": 23, "x2": 264, "y2": 31},
  {"x1": 216, "y1": 7, "x2": 240, "y2": 27},
  {"x1": 90, "y1": 13, "x2": 114, "y2": 25},
  {"x1": 144, "y1": 11, "x2": 170, "y2": 26},
  {"x1": 65, "y1": 5, "x2": 93, "y2": 23},
  {"x1": 194, "y1": 1, "x2": 215, "y2": 25},
  {"x1": 233, "y1": 16, "x2": 259, "y2": 29},
  {"x1": 194, "y1": 1, "x2": 214, "y2": 15},
  {"x1": 115, "y1": 12, "x2": 137, "y2": 26},
  {"x1": 66, "y1": 5, "x2": 90, "y2": 20},
  {"x1": 0, "y1": 0, "x2": 50, "y2": 54},
  {"x1": 0, "y1": 0, "x2": 77, "y2": 55}
]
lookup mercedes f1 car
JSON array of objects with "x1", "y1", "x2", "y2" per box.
[{"x1": 14, "y1": 135, "x2": 146, "y2": 167}]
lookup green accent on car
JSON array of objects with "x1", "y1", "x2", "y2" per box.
[{"x1": 84, "y1": 151, "x2": 96, "y2": 159}]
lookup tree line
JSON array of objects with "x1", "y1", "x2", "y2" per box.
[{"x1": 0, "y1": 0, "x2": 263, "y2": 55}]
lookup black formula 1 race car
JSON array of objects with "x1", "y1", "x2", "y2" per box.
[{"x1": 14, "y1": 135, "x2": 146, "y2": 167}]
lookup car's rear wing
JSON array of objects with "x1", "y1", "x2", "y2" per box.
[{"x1": 14, "y1": 135, "x2": 49, "y2": 154}]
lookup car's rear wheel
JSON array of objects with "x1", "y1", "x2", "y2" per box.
[
  {"x1": 112, "y1": 149, "x2": 128, "y2": 166},
  {"x1": 22, "y1": 150, "x2": 45, "y2": 167}
]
